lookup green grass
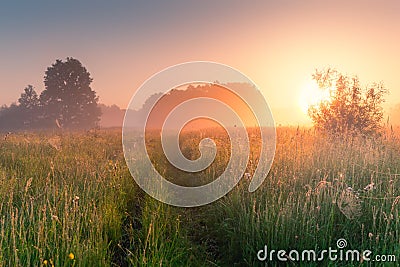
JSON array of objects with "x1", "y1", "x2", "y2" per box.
[{"x1": 0, "y1": 128, "x2": 399, "y2": 266}]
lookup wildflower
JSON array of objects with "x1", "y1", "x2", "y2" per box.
[
  {"x1": 391, "y1": 196, "x2": 400, "y2": 212},
  {"x1": 346, "y1": 187, "x2": 353, "y2": 192},
  {"x1": 304, "y1": 184, "x2": 312, "y2": 197},
  {"x1": 48, "y1": 137, "x2": 61, "y2": 150},
  {"x1": 363, "y1": 182, "x2": 375, "y2": 192},
  {"x1": 69, "y1": 252, "x2": 75, "y2": 260},
  {"x1": 25, "y1": 177, "x2": 33, "y2": 193},
  {"x1": 43, "y1": 260, "x2": 48, "y2": 265},
  {"x1": 316, "y1": 180, "x2": 331, "y2": 191},
  {"x1": 51, "y1": 215, "x2": 60, "y2": 223},
  {"x1": 73, "y1": 195, "x2": 80, "y2": 204},
  {"x1": 3, "y1": 132, "x2": 11, "y2": 141}
]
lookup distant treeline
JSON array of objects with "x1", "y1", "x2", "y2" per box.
[{"x1": 123, "y1": 82, "x2": 260, "y2": 130}]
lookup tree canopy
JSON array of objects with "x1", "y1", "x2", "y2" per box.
[
  {"x1": 0, "y1": 58, "x2": 101, "y2": 131},
  {"x1": 308, "y1": 68, "x2": 388, "y2": 136},
  {"x1": 41, "y1": 57, "x2": 101, "y2": 129}
]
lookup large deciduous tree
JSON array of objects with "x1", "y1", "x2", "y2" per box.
[
  {"x1": 40, "y1": 57, "x2": 101, "y2": 129},
  {"x1": 308, "y1": 68, "x2": 387, "y2": 136}
]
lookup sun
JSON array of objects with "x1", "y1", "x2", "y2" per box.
[{"x1": 299, "y1": 79, "x2": 332, "y2": 114}]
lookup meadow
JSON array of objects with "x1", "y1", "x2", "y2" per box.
[{"x1": 0, "y1": 127, "x2": 399, "y2": 266}]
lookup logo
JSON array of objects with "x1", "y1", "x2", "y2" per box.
[
  {"x1": 257, "y1": 238, "x2": 397, "y2": 263},
  {"x1": 122, "y1": 62, "x2": 276, "y2": 207}
]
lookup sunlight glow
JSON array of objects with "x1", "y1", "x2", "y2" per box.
[{"x1": 299, "y1": 80, "x2": 333, "y2": 114}]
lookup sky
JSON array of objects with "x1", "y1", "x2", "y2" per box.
[{"x1": 1, "y1": 0, "x2": 399, "y2": 125}]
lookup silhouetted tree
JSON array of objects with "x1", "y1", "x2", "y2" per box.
[
  {"x1": 0, "y1": 85, "x2": 40, "y2": 130},
  {"x1": 308, "y1": 68, "x2": 387, "y2": 136},
  {"x1": 18, "y1": 85, "x2": 40, "y2": 127},
  {"x1": 18, "y1": 85, "x2": 39, "y2": 109},
  {"x1": 40, "y1": 57, "x2": 101, "y2": 129}
]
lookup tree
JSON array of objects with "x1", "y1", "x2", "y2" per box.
[
  {"x1": 0, "y1": 86, "x2": 40, "y2": 130},
  {"x1": 308, "y1": 68, "x2": 387, "y2": 136},
  {"x1": 40, "y1": 57, "x2": 101, "y2": 129},
  {"x1": 18, "y1": 85, "x2": 39, "y2": 110},
  {"x1": 18, "y1": 85, "x2": 40, "y2": 127}
]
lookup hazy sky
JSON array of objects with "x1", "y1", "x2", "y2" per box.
[{"x1": 1, "y1": 1, "x2": 399, "y2": 124}]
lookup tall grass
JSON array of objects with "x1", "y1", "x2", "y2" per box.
[
  {"x1": 0, "y1": 128, "x2": 398, "y2": 266},
  {"x1": 197, "y1": 127, "x2": 400, "y2": 266},
  {"x1": 0, "y1": 131, "x2": 129, "y2": 266}
]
